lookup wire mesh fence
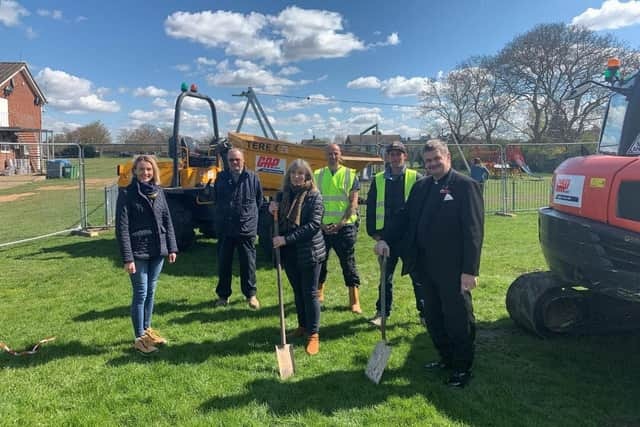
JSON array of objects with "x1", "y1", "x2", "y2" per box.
[
  {"x1": 0, "y1": 142, "x2": 83, "y2": 247},
  {"x1": 0, "y1": 140, "x2": 600, "y2": 248}
]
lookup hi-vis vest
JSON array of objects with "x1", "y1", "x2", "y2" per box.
[
  {"x1": 314, "y1": 166, "x2": 358, "y2": 225},
  {"x1": 375, "y1": 168, "x2": 417, "y2": 230}
]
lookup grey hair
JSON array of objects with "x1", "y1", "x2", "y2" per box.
[{"x1": 423, "y1": 139, "x2": 450, "y2": 156}]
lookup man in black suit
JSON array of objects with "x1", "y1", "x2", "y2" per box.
[{"x1": 375, "y1": 139, "x2": 484, "y2": 388}]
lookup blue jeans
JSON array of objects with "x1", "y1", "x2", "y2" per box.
[{"x1": 129, "y1": 256, "x2": 164, "y2": 338}]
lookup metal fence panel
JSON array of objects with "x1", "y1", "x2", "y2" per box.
[{"x1": 0, "y1": 142, "x2": 83, "y2": 248}]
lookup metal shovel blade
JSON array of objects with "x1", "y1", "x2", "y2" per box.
[
  {"x1": 366, "y1": 341, "x2": 392, "y2": 384},
  {"x1": 276, "y1": 344, "x2": 295, "y2": 379}
]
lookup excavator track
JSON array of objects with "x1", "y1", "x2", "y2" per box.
[{"x1": 507, "y1": 271, "x2": 640, "y2": 336}]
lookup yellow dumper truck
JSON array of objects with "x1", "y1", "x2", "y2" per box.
[{"x1": 117, "y1": 85, "x2": 383, "y2": 252}]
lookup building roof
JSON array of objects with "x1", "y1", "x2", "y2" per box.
[{"x1": 0, "y1": 62, "x2": 47, "y2": 103}]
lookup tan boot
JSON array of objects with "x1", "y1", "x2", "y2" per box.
[
  {"x1": 349, "y1": 287, "x2": 362, "y2": 314},
  {"x1": 144, "y1": 327, "x2": 167, "y2": 346},
  {"x1": 306, "y1": 333, "x2": 319, "y2": 355},
  {"x1": 133, "y1": 336, "x2": 159, "y2": 355},
  {"x1": 247, "y1": 296, "x2": 260, "y2": 310},
  {"x1": 317, "y1": 283, "x2": 325, "y2": 303}
]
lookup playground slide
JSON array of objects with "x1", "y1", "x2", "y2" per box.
[{"x1": 519, "y1": 163, "x2": 538, "y2": 177}]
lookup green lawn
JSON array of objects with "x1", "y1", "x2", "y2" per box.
[{"x1": 1, "y1": 212, "x2": 639, "y2": 426}]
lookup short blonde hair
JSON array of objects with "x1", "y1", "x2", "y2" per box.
[{"x1": 132, "y1": 155, "x2": 161, "y2": 185}]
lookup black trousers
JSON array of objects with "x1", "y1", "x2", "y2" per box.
[
  {"x1": 417, "y1": 257, "x2": 476, "y2": 371},
  {"x1": 216, "y1": 235, "x2": 257, "y2": 299},
  {"x1": 375, "y1": 249, "x2": 425, "y2": 318},
  {"x1": 282, "y1": 247, "x2": 321, "y2": 334},
  {"x1": 319, "y1": 224, "x2": 361, "y2": 287}
]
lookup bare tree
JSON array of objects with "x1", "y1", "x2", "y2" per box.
[
  {"x1": 420, "y1": 69, "x2": 482, "y2": 144},
  {"x1": 63, "y1": 121, "x2": 112, "y2": 145},
  {"x1": 461, "y1": 57, "x2": 519, "y2": 144},
  {"x1": 118, "y1": 124, "x2": 167, "y2": 145},
  {"x1": 494, "y1": 23, "x2": 639, "y2": 143}
]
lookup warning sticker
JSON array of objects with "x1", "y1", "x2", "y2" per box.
[
  {"x1": 553, "y1": 174, "x2": 585, "y2": 208},
  {"x1": 256, "y1": 155, "x2": 286, "y2": 175},
  {"x1": 627, "y1": 135, "x2": 640, "y2": 155}
]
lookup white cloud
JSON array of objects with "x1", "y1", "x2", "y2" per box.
[
  {"x1": 349, "y1": 106, "x2": 381, "y2": 114},
  {"x1": 271, "y1": 6, "x2": 365, "y2": 62},
  {"x1": 388, "y1": 124, "x2": 422, "y2": 138},
  {"x1": 348, "y1": 75, "x2": 427, "y2": 97},
  {"x1": 328, "y1": 107, "x2": 343, "y2": 114},
  {"x1": 165, "y1": 10, "x2": 281, "y2": 63},
  {"x1": 36, "y1": 8, "x2": 62, "y2": 19},
  {"x1": 347, "y1": 76, "x2": 381, "y2": 89},
  {"x1": 279, "y1": 66, "x2": 300, "y2": 76},
  {"x1": 196, "y1": 56, "x2": 217, "y2": 67},
  {"x1": 75, "y1": 15, "x2": 87, "y2": 23},
  {"x1": 207, "y1": 59, "x2": 296, "y2": 89},
  {"x1": 133, "y1": 86, "x2": 169, "y2": 97},
  {"x1": 291, "y1": 113, "x2": 310, "y2": 123},
  {"x1": 370, "y1": 32, "x2": 400, "y2": 47},
  {"x1": 36, "y1": 67, "x2": 120, "y2": 113},
  {"x1": 173, "y1": 64, "x2": 191, "y2": 72},
  {"x1": 152, "y1": 98, "x2": 170, "y2": 108},
  {"x1": 164, "y1": 6, "x2": 365, "y2": 64},
  {"x1": 0, "y1": 0, "x2": 29, "y2": 26},
  {"x1": 347, "y1": 112, "x2": 383, "y2": 125},
  {"x1": 572, "y1": 0, "x2": 640, "y2": 30},
  {"x1": 43, "y1": 118, "x2": 82, "y2": 133},
  {"x1": 117, "y1": 87, "x2": 128, "y2": 94}
]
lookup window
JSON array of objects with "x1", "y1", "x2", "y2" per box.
[
  {"x1": 0, "y1": 144, "x2": 11, "y2": 153},
  {"x1": 600, "y1": 94, "x2": 627, "y2": 155},
  {"x1": 617, "y1": 181, "x2": 640, "y2": 222}
]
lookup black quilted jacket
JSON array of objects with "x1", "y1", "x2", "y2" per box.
[
  {"x1": 115, "y1": 180, "x2": 178, "y2": 263},
  {"x1": 278, "y1": 190, "x2": 326, "y2": 266}
]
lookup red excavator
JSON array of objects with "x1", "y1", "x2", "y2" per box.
[{"x1": 506, "y1": 58, "x2": 640, "y2": 336}]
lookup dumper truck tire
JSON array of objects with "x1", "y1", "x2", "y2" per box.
[{"x1": 168, "y1": 198, "x2": 195, "y2": 251}]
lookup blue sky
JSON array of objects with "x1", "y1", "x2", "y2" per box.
[{"x1": 2, "y1": 0, "x2": 640, "y2": 142}]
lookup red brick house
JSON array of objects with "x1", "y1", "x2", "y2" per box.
[{"x1": 0, "y1": 62, "x2": 48, "y2": 173}]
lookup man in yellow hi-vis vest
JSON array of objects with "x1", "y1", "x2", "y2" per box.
[
  {"x1": 314, "y1": 144, "x2": 362, "y2": 313},
  {"x1": 366, "y1": 141, "x2": 423, "y2": 327}
]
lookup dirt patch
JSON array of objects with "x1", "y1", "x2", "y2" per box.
[
  {"x1": 0, "y1": 192, "x2": 36, "y2": 202},
  {"x1": 85, "y1": 178, "x2": 118, "y2": 187},
  {"x1": 39, "y1": 185, "x2": 76, "y2": 191},
  {"x1": 0, "y1": 175, "x2": 46, "y2": 190}
]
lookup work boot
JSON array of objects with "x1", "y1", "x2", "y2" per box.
[
  {"x1": 144, "y1": 327, "x2": 167, "y2": 346},
  {"x1": 247, "y1": 296, "x2": 260, "y2": 310},
  {"x1": 287, "y1": 326, "x2": 306, "y2": 339},
  {"x1": 317, "y1": 283, "x2": 325, "y2": 303},
  {"x1": 306, "y1": 333, "x2": 320, "y2": 355},
  {"x1": 348, "y1": 287, "x2": 362, "y2": 314},
  {"x1": 213, "y1": 298, "x2": 228, "y2": 308},
  {"x1": 133, "y1": 335, "x2": 159, "y2": 355}
]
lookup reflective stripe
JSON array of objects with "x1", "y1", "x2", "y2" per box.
[
  {"x1": 375, "y1": 168, "x2": 418, "y2": 230},
  {"x1": 314, "y1": 166, "x2": 358, "y2": 225}
]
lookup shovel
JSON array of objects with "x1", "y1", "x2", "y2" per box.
[
  {"x1": 366, "y1": 255, "x2": 391, "y2": 384},
  {"x1": 273, "y1": 208, "x2": 295, "y2": 379}
]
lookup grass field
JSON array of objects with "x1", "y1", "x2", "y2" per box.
[{"x1": 2, "y1": 211, "x2": 640, "y2": 426}]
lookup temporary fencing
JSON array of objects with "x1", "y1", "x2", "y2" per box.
[
  {"x1": 0, "y1": 140, "x2": 599, "y2": 248},
  {"x1": 0, "y1": 142, "x2": 83, "y2": 248}
]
